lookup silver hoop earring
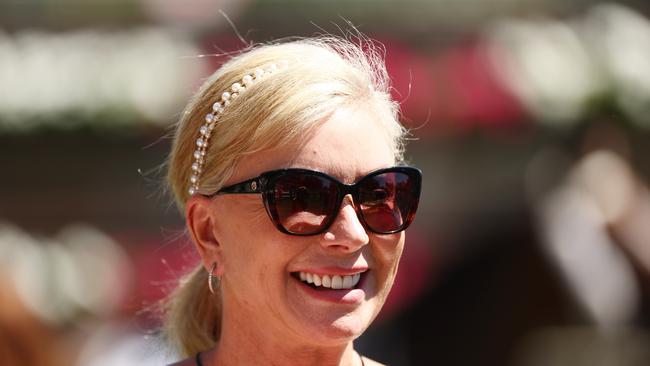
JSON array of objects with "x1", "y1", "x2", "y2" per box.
[{"x1": 208, "y1": 262, "x2": 219, "y2": 294}]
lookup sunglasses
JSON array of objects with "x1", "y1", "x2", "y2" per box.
[{"x1": 206, "y1": 166, "x2": 422, "y2": 236}]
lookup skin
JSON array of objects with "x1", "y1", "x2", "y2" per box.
[{"x1": 179, "y1": 104, "x2": 404, "y2": 366}]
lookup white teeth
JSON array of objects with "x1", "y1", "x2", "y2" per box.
[
  {"x1": 331, "y1": 275, "x2": 343, "y2": 289},
  {"x1": 322, "y1": 275, "x2": 332, "y2": 288},
  {"x1": 342, "y1": 275, "x2": 353, "y2": 288},
  {"x1": 297, "y1": 271, "x2": 363, "y2": 289}
]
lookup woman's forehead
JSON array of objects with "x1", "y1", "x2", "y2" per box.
[{"x1": 229, "y1": 107, "x2": 395, "y2": 184}]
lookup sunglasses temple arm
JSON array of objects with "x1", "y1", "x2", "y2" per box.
[{"x1": 210, "y1": 178, "x2": 262, "y2": 197}]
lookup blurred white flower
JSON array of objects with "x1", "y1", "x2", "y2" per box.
[
  {"x1": 486, "y1": 19, "x2": 605, "y2": 126},
  {"x1": 582, "y1": 3, "x2": 650, "y2": 128},
  {"x1": 0, "y1": 28, "x2": 206, "y2": 130},
  {"x1": 0, "y1": 222, "x2": 132, "y2": 325}
]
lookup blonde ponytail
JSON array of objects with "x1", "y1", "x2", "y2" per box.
[{"x1": 163, "y1": 265, "x2": 221, "y2": 357}]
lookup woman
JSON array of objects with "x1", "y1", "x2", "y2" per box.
[{"x1": 165, "y1": 37, "x2": 421, "y2": 366}]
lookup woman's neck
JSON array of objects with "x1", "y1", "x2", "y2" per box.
[{"x1": 205, "y1": 314, "x2": 360, "y2": 366}]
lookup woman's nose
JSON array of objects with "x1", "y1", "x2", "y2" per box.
[{"x1": 319, "y1": 195, "x2": 369, "y2": 252}]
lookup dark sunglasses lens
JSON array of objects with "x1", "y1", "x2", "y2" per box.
[
  {"x1": 272, "y1": 173, "x2": 339, "y2": 234},
  {"x1": 358, "y1": 171, "x2": 418, "y2": 233}
]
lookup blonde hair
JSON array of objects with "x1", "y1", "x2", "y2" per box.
[{"x1": 164, "y1": 36, "x2": 406, "y2": 357}]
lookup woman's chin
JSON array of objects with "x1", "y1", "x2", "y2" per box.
[
  {"x1": 297, "y1": 314, "x2": 368, "y2": 346},
  {"x1": 286, "y1": 300, "x2": 380, "y2": 347}
]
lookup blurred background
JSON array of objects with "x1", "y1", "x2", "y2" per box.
[{"x1": 1, "y1": 0, "x2": 650, "y2": 365}]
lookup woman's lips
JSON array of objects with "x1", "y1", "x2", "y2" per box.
[{"x1": 291, "y1": 270, "x2": 368, "y2": 304}]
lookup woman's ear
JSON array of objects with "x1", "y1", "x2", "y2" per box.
[{"x1": 186, "y1": 195, "x2": 224, "y2": 275}]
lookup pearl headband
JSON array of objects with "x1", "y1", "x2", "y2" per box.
[{"x1": 188, "y1": 61, "x2": 287, "y2": 196}]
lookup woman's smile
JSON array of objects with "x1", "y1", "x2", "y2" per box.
[{"x1": 290, "y1": 265, "x2": 370, "y2": 304}]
